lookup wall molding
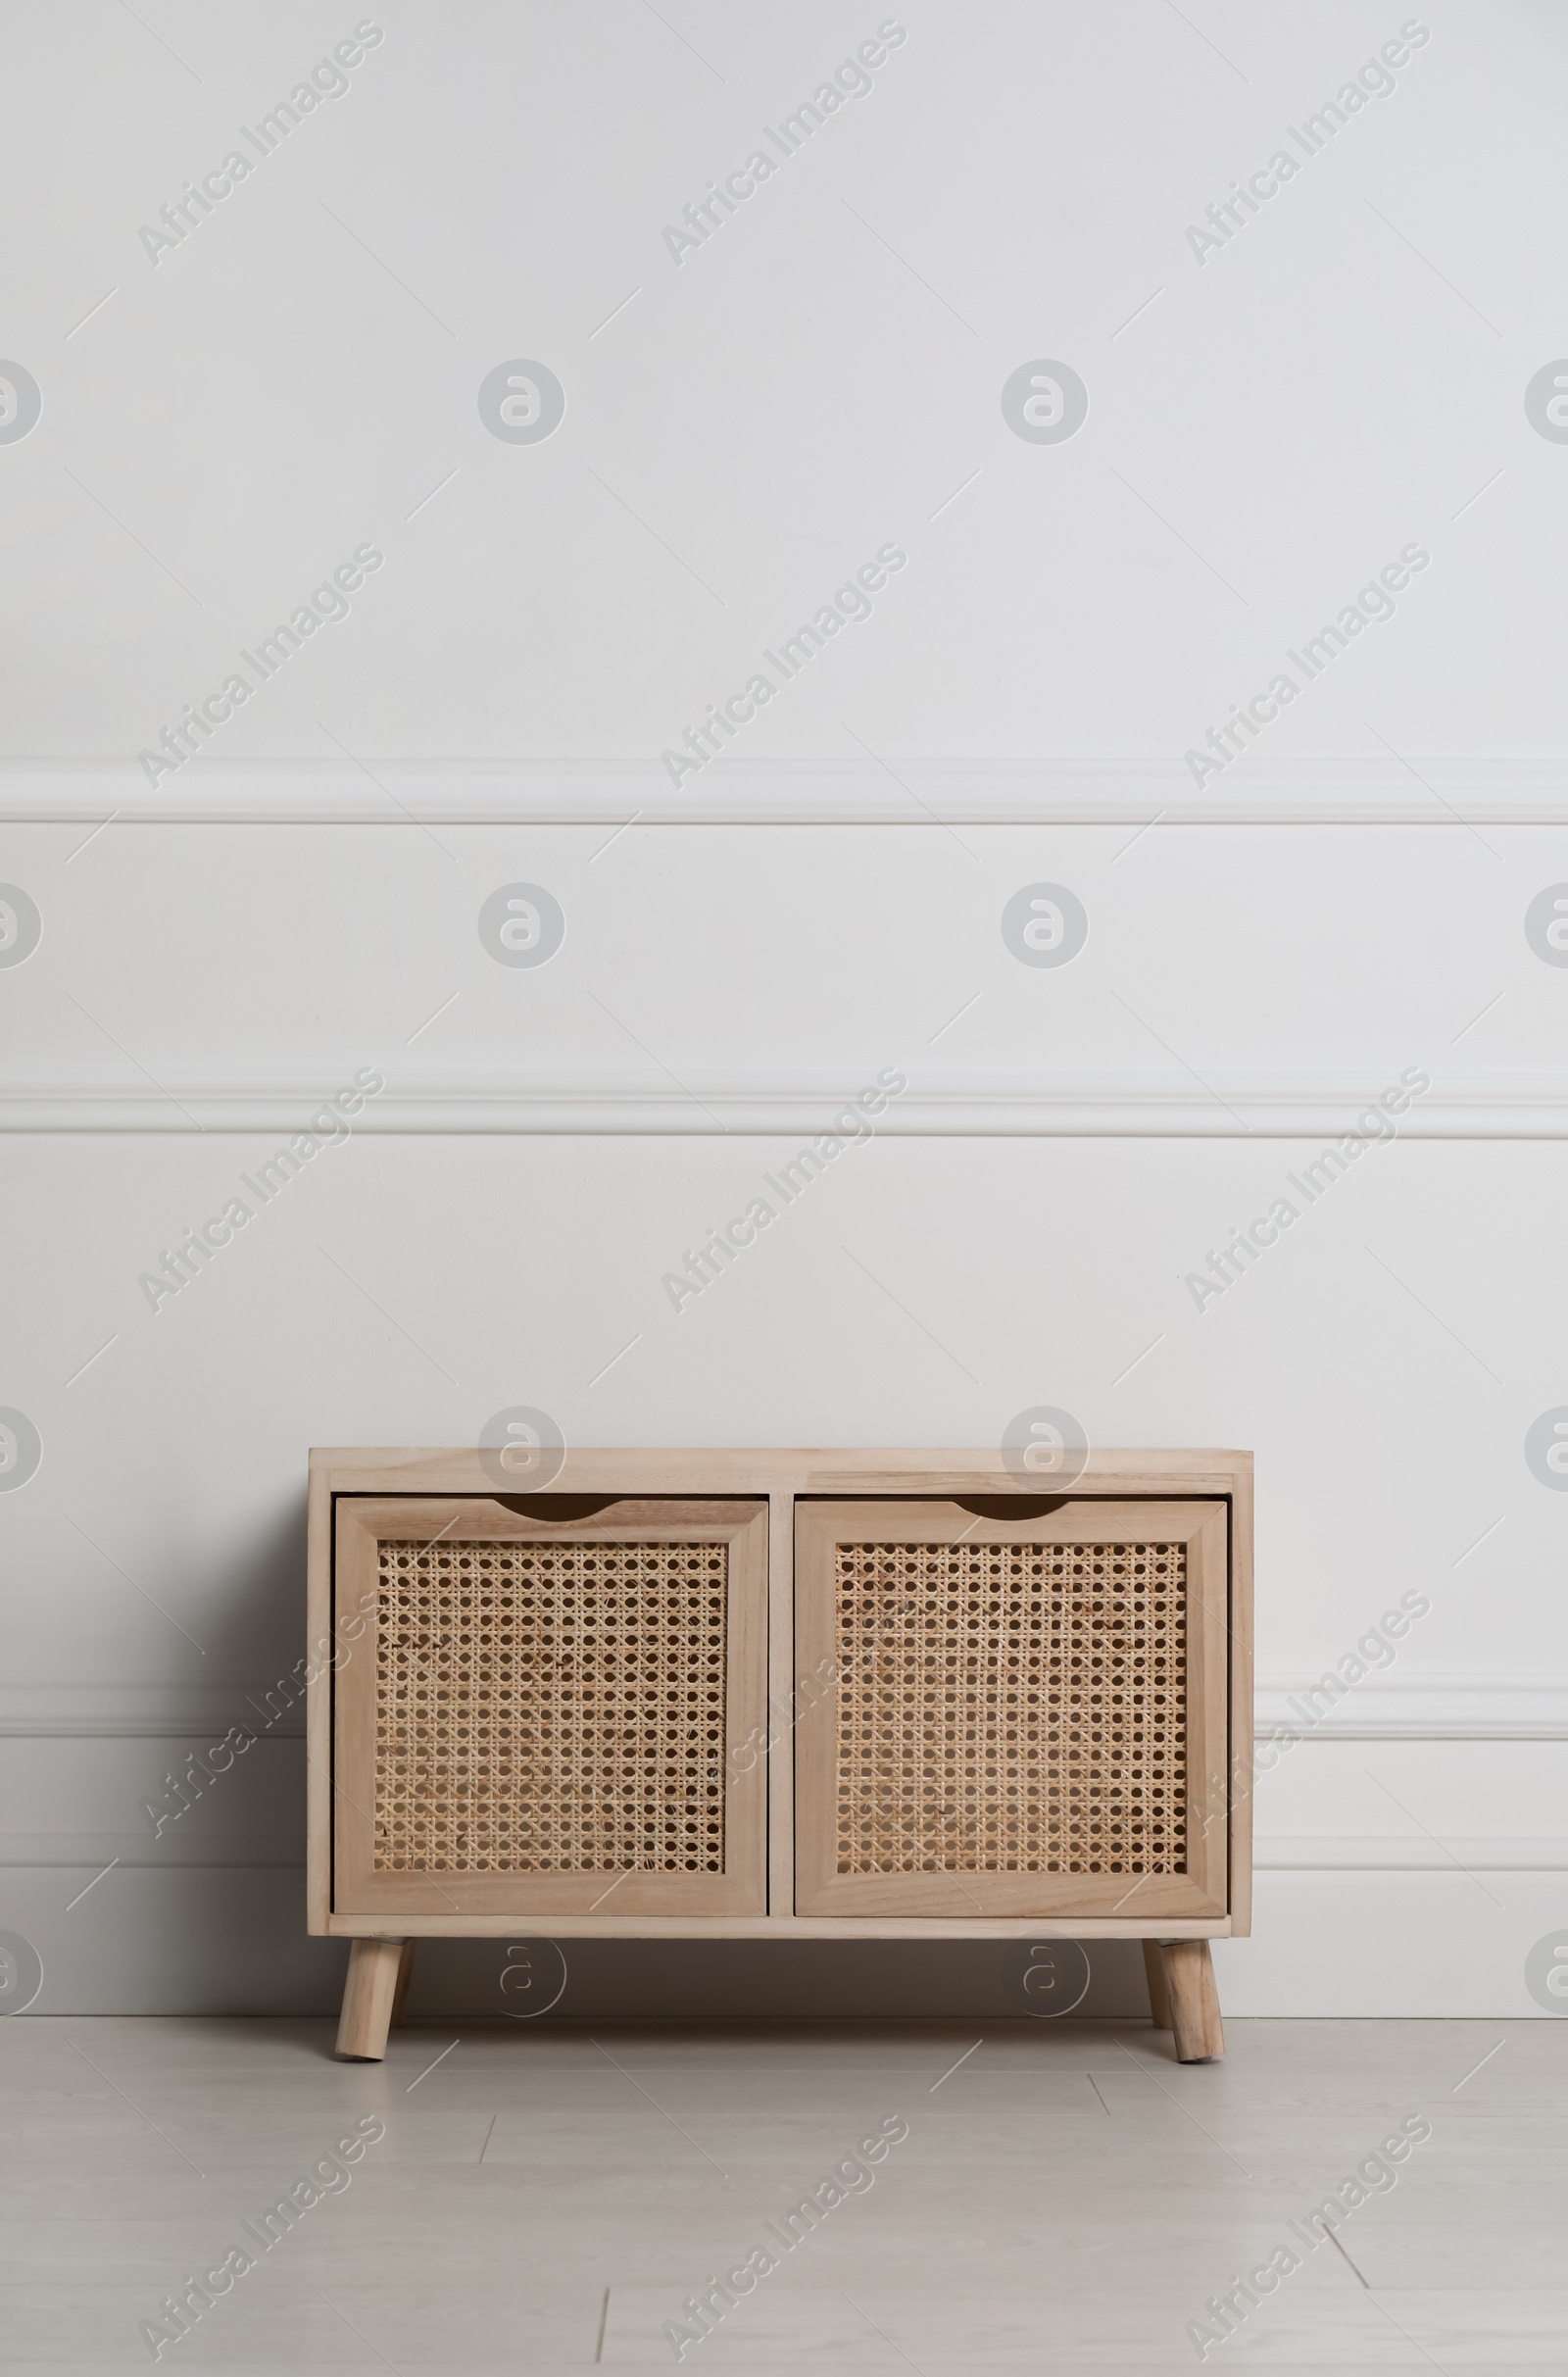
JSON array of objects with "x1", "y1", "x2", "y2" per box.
[
  {"x1": 9, "y1": 1676, "x2": 1565, "y2": 1742},
  {"x1": 0, "y1": 1685, "x2": 303, "y2": 1739},
  {"x1": 10, "y1": 1840, "x2": 1562, "y2": 1872},
  {"x1": 5, "y1": 756, "x2": 1568, "y2": 826},
  {"x1": 1255, "y1": 1675, "x2": 1568, "y2": 1741},
  {"x1": 7, "y1": 1070, "x2": 1568, "y2": 1138},
  {"x1": 1, "y1": 1835, "x2": 303, "y2": 1868}
]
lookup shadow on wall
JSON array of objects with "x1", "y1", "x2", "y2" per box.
[
  {"x1": 11, "y1": 1918, "x2": 1152, "y2": 2020},
  {"x1": 28, "y1": 1503, "x2": 1151, "y2": 2018},
  {"x1": 400, "y1": 1936, "x2": 1152, "y2": 2024},
  {"x1": 221, "y1": 1487, "x2": 314, "y2": 1690}
]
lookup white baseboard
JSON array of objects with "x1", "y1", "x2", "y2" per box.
[
  {"x1": 0, "y1": 1862, "x2": 1557, "y2": 2014},
  {"x1": 1220, "y1": 1872, "x2": 1568, "y2": 2017}
]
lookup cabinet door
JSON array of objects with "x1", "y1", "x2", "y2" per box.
[
  {"x1": 333, "y1": 1498, "x2": 767, "y2": 1917},
  {"x1": 794, "y1": 1500, "x2": 1229, "y2": 1919}
]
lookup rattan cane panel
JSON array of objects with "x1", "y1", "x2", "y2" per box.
[
  {"x1": 834, "y1": 1539, "x2": 1187, "y2": 1875},
  {"x1": 373, "y1": 1537, "x2": 728, "y2": 1873}
]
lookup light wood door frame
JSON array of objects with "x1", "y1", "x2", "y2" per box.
[
  {"x1": 332, "y1": 1496, "x2": 769, "y2": 1918},
  {"x1": 792, "y1": 1498, "x2": 1230, "y2": 1920}
]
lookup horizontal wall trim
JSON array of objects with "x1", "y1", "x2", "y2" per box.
[
  {"x1": 1255, "y1": 1676, "x2": 1568, "y2": 1741},
  {"x1": 7, "y1": 1073, "x2": 1568, "y2": 1139},
  {"x1": 0, "y1": 1721, "x2": 305, "y2": 1739},
  {"x1": 1, "y1": 1846, "x2": 1561, "y2": 1874},
  {"x1": 0, "y1": 1684, "x2": 303, "y2": 1738},
  {"x1": 1, "y1": 1837, "x2": 303, "y2": 1868},
  {"x1": 4, "y1": 756, "x2": 1568, "y2": 826},
  {"x1": 8, "y1": 1678, "x2": 1564, "y2": 1743}
]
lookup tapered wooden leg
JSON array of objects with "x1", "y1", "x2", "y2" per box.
[
  {"x1": 335, "y1": 1938, "x2": 406, "y2": 2060},
  {"x1": 390, "y1": 1939, "x2": 416, "y2": 2029},
  {"x1": 1159, "y1": 1940, "x2": 1224, "y2": 2061},
  {"x1": 1142, "y1": 1939, "x2": 1172, "y2": 2030}
]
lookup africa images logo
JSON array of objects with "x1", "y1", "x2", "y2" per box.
[
  {"x1": 477, "y1": 361, "x2": 565, "y2": 444},
  {"x1": 0, "y1": 363, "x2": 42, "y2": 444}
]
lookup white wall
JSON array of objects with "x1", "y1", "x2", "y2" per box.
[{"x1": 3, "y1": 0, "x2": 1565, "y2": 2018}]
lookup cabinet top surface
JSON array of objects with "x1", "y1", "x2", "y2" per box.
[
  {"x1": 312, "y1": 1446, "x2": 1250, "y2": 1460},
  {"x1": 310, "y1": 1446, "x2": 1251, "y2": 1489}
]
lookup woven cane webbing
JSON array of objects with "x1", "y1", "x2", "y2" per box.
[
  {"x1": 373, "y1": 1536, "x2": 728, "y2": 1872},
  {"x1": 834, "y1": 1538, "x2": 1187, "y2": 1874}
]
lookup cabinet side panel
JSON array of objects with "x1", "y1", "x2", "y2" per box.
[
  {"x1": 1184, "y1": 1504, "x2": 1231, "y2": 1910},
  {"x1": 1229, "y1": 1472, "x2": 1254, "y2": 1936},
  {"x1": 330, "y1": 1505, "x2": 383, "y2": 1912},
  {"x1": 306, "y1": 1467, "x2": 333, "y2": 1933}
]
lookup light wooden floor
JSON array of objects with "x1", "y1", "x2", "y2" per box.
[{"x1": 0, "y1": 2015, "x2": 1562, "y2": 2368}]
